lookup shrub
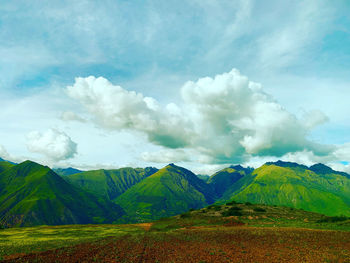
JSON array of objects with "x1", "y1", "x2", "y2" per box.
[
  {"x1": 317, "y1": 216, "x2": 348, "y2": 223},
  {"x1": 226, "y1": 200, "x2": 237, "y2": 206},
  {"x1": 180, "y1": 212, "x2": 191, "y2": 219},
  {"x1": 221, "y1": 207, "x2": 243, "y2": 217},
  {"x1": 189, "y1": 208, "x2": 195, "y2": 212},
  {"x1": 253, "y1": 207, "x2": 266, "y2": 212},
  {"x1": 207, "y1": 205, "x2": 221, "y2": 211},
  {"x1": 245, "y1": 202, "x2": 252, "y2": 205}
]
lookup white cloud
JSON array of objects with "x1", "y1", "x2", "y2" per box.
[
  {"x1": 141, "y1": 149, "x2": 190, "y2": 163},
  {"x1": 0, "y1": 145, "x2": 10, "y2": 160},
  {"x1": 60, "y1": 111, "x2": 86, "y2": 122},
  {"x1": 26, "y1": 128, "x2": 77, "y2": 161},
  {"x1": 67, "y1": 69, "x2": 333, "y2": 164}
]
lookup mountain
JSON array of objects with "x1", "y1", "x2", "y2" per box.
[
  {"x1": 0, "y1": 161, "x2": 15, "y2": 174},
  {"x1": 0, "y1": 161, "x2": 124, "y2": 227},
  {"x1": 228, "y1": 161, "x2": 350, "y2": 216},
  {"x1": 309, "y1": 163, "x2": 350, "y2": 178},
  {"x1": 53, "y1": 167, "x2": 83, "y2": 176},
  {"x1": 208, "y1": 165, "x2": 253, "y2": 198},
  {"x1": 115, "y1": 163, "x2": 216, "y2": 221},
  {"x1": 196, "y1": 174, "x2": 210, "y2": 182},
  {"x1": 65, "y1": 167, "x2": 158, "y2": 200}
]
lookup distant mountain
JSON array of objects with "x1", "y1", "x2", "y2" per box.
[
  {"x1": 309, "y1": 163, "x2": 350, "y2": 178},
  {"x1": 65, "y1": 167, "x2": 158, "y2": 200},
  {"x1": 0, "y1": 161, "x2": 124, "y2": 227},
  {"x1": 196, "y1": 174, "x2": 210, "y2": 182},
  {"x1": 115, "y1": 164, "x2": 216, "y2": 221},
  {"x1": 227, "y1": 161, "x2": 350, "y2": 216},
  {"x1": 208, "y1": 165, "x2": 253, "y2": 198},
  {"x1": 0, "y1": 161, "x2": 15, "y2": 174},
  {"x1": 0, "y1": 157, "x2": 16, "y2": 165},
  {"x1": 53, "y1": 167, "x2": 83, "y2": 176}
]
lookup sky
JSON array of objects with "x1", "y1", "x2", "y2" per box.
[{"x1": 1, "y1": 0, "x2": 350, "y2": 174}]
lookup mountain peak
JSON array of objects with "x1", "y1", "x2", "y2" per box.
[
  {"x1": 265, "y1": 160, "x2": 308, "y2": 170},
  {"x1": 309, "y1": 163, "x2": 350, "y2": 178}
]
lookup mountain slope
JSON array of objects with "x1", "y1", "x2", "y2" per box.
[
  {"x1": 0, "y1": 161, "x2": 15, "y2": 174},
  {"x1": 65, "y1": 167, "x2": 158, "y2": 200},
  {"x1": 208, "y1": 165, "x2": 253, "y2": 198},
  {"x1": 115, "y1": 164, "x2": 216, "y2": 221},
  {"x1": 229, "y1": 161, "x2": 350, "y2": 216},
  {"x1": 53, "y1": 167, "x2": 83, "y2": 176},
  {"x1": 0, "y1": 161, "x2": 124, "y2": 227}
]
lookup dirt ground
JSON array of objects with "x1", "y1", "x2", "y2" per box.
[{"x1": 3, "y1": 226, "x2": 350, "y2": 263}]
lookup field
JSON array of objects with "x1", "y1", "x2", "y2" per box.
[{"x1": 2, "y1": 203, "x2": 350, "y2": 262}]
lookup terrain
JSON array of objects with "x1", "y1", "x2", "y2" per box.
[
  {"x1": 0, "y1": 161, "x2": 124, "y2": 227},
  {"x1": 1, "y1": 203, "x2": 350, "y2": 262},
  {"x1": 2, "y1": 159, "x2": 350, "y2": 227}
]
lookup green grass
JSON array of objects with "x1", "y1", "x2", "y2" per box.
[{"x1": 0, "y1": 224, "x2": 143, "y2": 260}]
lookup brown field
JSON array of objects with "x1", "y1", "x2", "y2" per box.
[{"x1": 3, "y1": 226, "x2": 350, "y2": 263}]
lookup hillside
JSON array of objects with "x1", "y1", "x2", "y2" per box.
[
  {"x1": 0, "y1": 161, "x2": 15, "y2": 174},
  {"x1": 115, "y1": 163, "x2": 216, "y2": 221},
  {"x1": 53, "y1": 167, "x2": 83, "y2": 176},
  {"x1": 208, "y1": 165, "x2": 253, "y2": 198},
  {"x1": 0, "y1": 161, "x2": 125, "y2": 227},
  {"x1": 228, "y1": 161, "x2": 350, "y2": 216},
  {"x1": 65, "y1": 167, "x2": 158, "y2": 200}
]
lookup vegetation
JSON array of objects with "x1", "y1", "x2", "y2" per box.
[
  {"x1": 227, "y1": 161, "x2": 350, "y2": 216},
  {"x1": 115, "y1": 164, "x2": 216, "y2": 221},
  {"x1": 2, "y1": 203, "x2": 350, "y2": 262},
  {"x1": 0, "y1": 161, "x2": 124, "y2": 227},
  {"x1": 65, "y1": 167, "x2": 158, "y2": 200}
]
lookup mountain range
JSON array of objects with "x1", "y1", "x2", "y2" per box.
[{"x1": 1, "y1": 157, "x2": 350, "y2": 227}]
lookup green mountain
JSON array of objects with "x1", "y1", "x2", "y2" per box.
[
  {"x1": 65, "y1": 167, "x2": 158, "y2": 200},
  {"x1": 0, "y1": 161, "x2": 15, "y2": 174},
  {"x1": 208, "y1": 165, "x2": 253, "y2": 198},
  {"x1": 227, "y1": 161, "x2": 350, "y2": 216},
  {"x1": 196, "y1": 174, "x2": 210, "y2": 182},
  {"x1": 115, "y1": 163, "x2": 216, "y2": 221},
  {"x1": 53, "y1": 167, "x2": 83, "y2": 176},
  {"x1": 0, "y1": 161, "x2": 124, "y2": 227}
]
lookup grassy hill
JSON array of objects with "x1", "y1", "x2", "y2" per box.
[
  {"x1": 227, "y1": 161, "x2": 350, "y2": 216},
  {"x1": 0, "y1": 161, "x2": 15, "y2": 174},
  {"x1": 53, "y1": 167, "x2": 82, "y2": 176},
  {"x1": 208, "y1": 165, "x2": 253, "y2": 198},
  {"x1": 0, "y1": 161, "x2": 125, "y2": 227},
  {"x1": 65, "y1": 167, "x2": 158, "y2": 200},
  {"x1": 115, "y1": 163, "x2": 216, "y2": 221}
]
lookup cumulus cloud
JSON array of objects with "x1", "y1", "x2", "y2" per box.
[
  {"x1": 60, "y1": 111, "x2": 86, "y2": 122},
  {"x1": 67, "y1": 69, "x2": 333, "y2": 164},
  {"x1": 26, "y1": 129, "x2": 77, "y2": 161},
  {"x1": 0, "y1": 145, "x2": 10, "y2": 160},
  {"x1": 66, "y1": 76, "x2": 192, "y2": 148}
]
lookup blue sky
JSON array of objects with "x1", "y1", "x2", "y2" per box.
[{"x1": 1, "y1": 0, "x2": 350, "y2": 174}]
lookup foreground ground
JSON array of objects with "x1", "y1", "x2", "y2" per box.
[{"x1": 2, "y1": 203, "x2": 350, "y2": 262}]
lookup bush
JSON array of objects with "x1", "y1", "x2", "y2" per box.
[
  {"x1": 207, "y1": 205, "x2": 221, "y2": 211},
  {"x1": 189, "y1": 208, "x2": 195, "y2": 212},
  {"x1": 245, "y1": 202, "x2": 252, "y2": 205},
  {"x1": 180, "y1": 212, "x2": 191, "y2": 219},
  {"x1": 221, "y1": 207, "x2": 243, "y2": 217},
  {"x1": 317, "y1": 216, "x2": 348, "y2": 223},
  {"x1": 226, "y1": 200, "x2": 238, "y2": 206},
  {"x1": 253, "y1": 207, "x2": 266, "y2": 212}
]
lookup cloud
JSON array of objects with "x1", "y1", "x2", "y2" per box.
[
  {"x1": 0, "y1": 145, "x2": 10, "y2": 160},
  {"x1": 141, "y1": 149, "x2": 191, "y2": 163},
  {"x1": 67, "y1": 69, "x2": 333, "y2": 164},
  {"x1": 60, "y1": 111, "x2": 86, "y2": 122},
  {"x1": 66, "y1": 76, "x2": 192, "y2": 148},
  {"x1": 26, "y1": 128, "x2": 77, "y2": 161}
]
